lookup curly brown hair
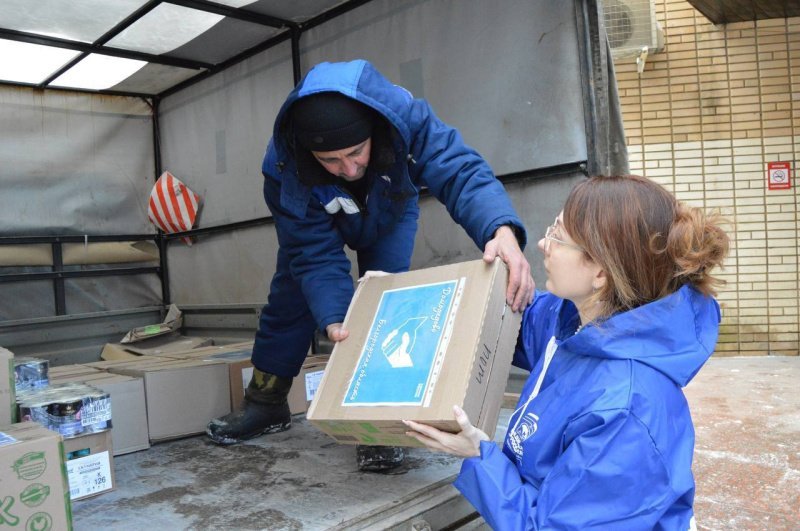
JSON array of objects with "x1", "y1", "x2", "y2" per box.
[{"x1": 563, "y1": 175, "x2": 730, "y2": 321}]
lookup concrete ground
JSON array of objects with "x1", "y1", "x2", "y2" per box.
[{"x1": 685, "y1": 355, "x2": 800, "y2": 530}]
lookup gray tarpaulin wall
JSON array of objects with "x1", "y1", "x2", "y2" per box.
[{"x1": 0, "y1": 0, "x2": 627, "y2": 323}]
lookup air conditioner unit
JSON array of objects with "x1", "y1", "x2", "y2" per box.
[{"x1": 602, "y1": 0, "x2": 665, "y2": 59}]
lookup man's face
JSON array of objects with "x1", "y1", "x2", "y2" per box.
[{"x1": 311, "y1": 138, "x2": 372, "y2": 181}]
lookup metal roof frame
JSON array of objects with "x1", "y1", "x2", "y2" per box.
[{"x1": 0, "y1": 0, "x2": 373, "y2": 99}]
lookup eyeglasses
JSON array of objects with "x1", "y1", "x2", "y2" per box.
[{"x1": 543, "y1": 219, "x2": 584, "y2": 254}]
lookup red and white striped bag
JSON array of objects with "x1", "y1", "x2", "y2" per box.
[{"x1": 147, "y1": 171, "x2": 201, "y2": 245}]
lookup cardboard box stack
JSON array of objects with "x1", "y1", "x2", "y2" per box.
[
  {"x1": 307, "y1": 259, "x2": 522, "y2": 447},
  {"x1": 166, "y1": 342, "x2": 328, "y2": 415},
  {"x1": 49, "y1": 369, "x2": 149, "y2": 456},
  {"x1": 15, "y1": 382, "x2": 116, "y2": 501},
  {"x1": 0, "y1": 422, "x2": 73, "y2": 529}
]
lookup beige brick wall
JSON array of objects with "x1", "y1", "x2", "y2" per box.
[{"x1": 614, "y1": 1, "x2": 799, "y2": 356}]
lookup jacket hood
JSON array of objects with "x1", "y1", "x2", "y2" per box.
[
  {"x1": 561, "y1": 284, "x2": 720, "y2": 387},
  {"x1": 272, "y1": 60, "x2": 413, "y2": 155}
]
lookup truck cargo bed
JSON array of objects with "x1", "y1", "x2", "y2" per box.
[{"x1": 70, "y1": 412, "x2": 508, "y2": 530}]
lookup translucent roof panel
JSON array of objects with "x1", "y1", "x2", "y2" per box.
[
  {"x1": 0, "y1": 0, "x2": 149, "y2": 43},
  {"x1": 106, "y1": 3, "x2": 281, "y2": 65},
  {"x1": 106, "y1": 4, "x2": 225, "y2": 56},
  {"x1": 0, "y1": 39, "x2": 80, "y2": 84},
  {"x1": 50, "y1": 54, "x2": 147, "y2": 91}
]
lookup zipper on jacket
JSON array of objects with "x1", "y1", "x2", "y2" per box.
[{"x1": 334, "y1": 186, "x2": 367, "y2": 216}]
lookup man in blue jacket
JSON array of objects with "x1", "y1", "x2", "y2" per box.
[{"x1": 207, "y1": 60, "x2": 533, "y2": 471}]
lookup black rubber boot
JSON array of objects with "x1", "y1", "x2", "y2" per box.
[
  {"x1": 356, "y1": 445, "x2": 406, "y2": 472},
  {"x1": 206, "y1": 368, "x2": 292, "y2": 445}
]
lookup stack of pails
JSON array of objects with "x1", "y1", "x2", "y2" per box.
[{"x1": 17, "y1": 383, "x2": 112, "y2": 438}]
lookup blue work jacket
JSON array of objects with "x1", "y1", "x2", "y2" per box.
[
  {"x1": 455, "y1": 285, "x2": 720, "y2": 530},
  {"x1": 261, "y1": 60, "x2": 525, "y2": 330}
]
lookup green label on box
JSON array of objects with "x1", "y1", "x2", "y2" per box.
[
  {"x1": 143, "y1": 325, "x2": 162, "y2": 335},
  {"x1": 358, "y1": 423, "x2": 380, "y2": 434},
  {"x1": 13, "y1": 452, "x2": 47, "y2": 481},
  {"x1": 20, "y1": 483, "x2": 50, "y2": 508}
]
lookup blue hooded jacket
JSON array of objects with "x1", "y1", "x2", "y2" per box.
[
  {"x1": 454, "y1": 284, "x2": 720, "y2": 530},
  {"x1": 261, "y1": 60, "x2": 525, "y2": 331}
]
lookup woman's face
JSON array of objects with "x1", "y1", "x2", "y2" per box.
[{"x1": 537, "y1": 212, "x2": 604, "y2": 308}]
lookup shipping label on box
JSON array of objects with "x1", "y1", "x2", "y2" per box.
[
  {"x1": 287, "y1": 356, "x2": 329, "y2": 415},
  {"x1": 66, "y1": 451, "x2": 112, "y2": 500},
  {"x1": 343, "y1": 279, "x2": 462, "y2": 407},
  {"x1": 304, "y1": 368, "x2": 324, "y2": 402},
  {"x1": 0, "y1": 422, "x2": 73, "y2": 530},
  {"x1": 307, "y1": 259, "x2": 521, "y2": 447},
  {"x1": 63, "y1": 430, "x2": 114, "y2": 501}
]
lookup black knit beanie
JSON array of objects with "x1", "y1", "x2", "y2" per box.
[{"x1": 291, "y1": 92, "x2": 374, "y2": 152}]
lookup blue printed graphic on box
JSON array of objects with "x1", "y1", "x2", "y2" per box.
[{"x1": 344, "y1": 279, "x2": 464, "y2": 407}]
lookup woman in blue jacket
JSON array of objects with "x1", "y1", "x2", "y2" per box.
[
  {"x1": 405, "y1": 174, "x2": 730, "y2": 529},
  {"x1": 207, "y1": 60, "x2": 533, "y2": 471}
]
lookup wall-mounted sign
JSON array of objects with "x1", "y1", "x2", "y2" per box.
[{"x1": 767, "y1": 161, "x2": 791, "y2": 190}]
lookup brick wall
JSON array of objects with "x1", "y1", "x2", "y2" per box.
[{"x1": 613, "y1": 0, "x2": 799, "y2": 356}]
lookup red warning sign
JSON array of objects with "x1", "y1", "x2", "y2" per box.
[{"x1": 767, "y1": 161, "x2": 791, "y2": 190}]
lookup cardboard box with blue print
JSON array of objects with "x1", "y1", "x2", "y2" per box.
[{"x1": 307, "y1": 259, "x2": 522, "y2": 447}]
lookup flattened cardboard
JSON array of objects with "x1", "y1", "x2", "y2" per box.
[
  {"x1": 101, "y1": 334, "x2": 213, "y2": 361},
  {"x1": 62, "y1": 430, "x2": 115, "y2": 501},
  {"x1": 106, "y1": 358, "x2": 230, "y2": 442},
  {"x1": 120, "y1": 304, "x2": 182, "y2": 344},
  {"x1": 0, "y1": 347, "x2": 16, "y2": 425},
  {"x1": 50, "y1": 372, "x2": 149, "y2": 456},
  {"x1": 307, "y1": 259, "x2": 521, "y2": 447},
  {"x1": 0, "y1": 422, "x2": 73, "y2": 529}
]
